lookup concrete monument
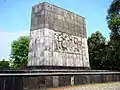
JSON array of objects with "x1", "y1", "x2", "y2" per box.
[
  {"x1": 0, "y1": 2, "x2": 120, "y2": 90},
  {"x1": 27, "y1": 2, "x2": 90, "y2": 69}
]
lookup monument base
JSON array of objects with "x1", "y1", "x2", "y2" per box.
[
  {"x1": 27, "y1": 66, "x2": 91, "y2": 70},
  {"x1": 0, "y1": 70, "x2": 120, "y2": 90}
]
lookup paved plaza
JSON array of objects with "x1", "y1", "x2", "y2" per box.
[{"x1": 47, "y1": 82, "x2": 120, "y2": 90}]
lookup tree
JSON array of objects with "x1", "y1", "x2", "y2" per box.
[
  {"x1": 0, "y1": 59, "x2": 10, "y2": 70},
  {"x1": 105, "y1": 0, "x2": 120, "y2": 70},
  {"x1": 10, "y1": 36, "x2": 29, "y2": 69},
  {"x1": 88, "y1": 31, "x2": 106, "y2": 69},
  {"x1": 107, "y1": 0, "x2": 120, "y2": 40}
]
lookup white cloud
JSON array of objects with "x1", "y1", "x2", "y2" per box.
[{"x1": 0, "y1": 31, "x2": 29, "y2": 60}]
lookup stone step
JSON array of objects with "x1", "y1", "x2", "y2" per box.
[
  {"x1": 0, "y1": 69, "x2": 110, "y2": 73},
  {"x1": 0, "y1": 71, "x2": 120, "y2": 76},
  {"x1": 0, "y1": 69, "x2": 117, "y2": 75}
]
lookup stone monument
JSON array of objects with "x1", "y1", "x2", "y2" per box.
[
  {"x1": 0, "y1": 2, "x2": 120, "y2": 90},
  {"x1": 27, "y1": 2, "x2": 90, "y2": 69}
]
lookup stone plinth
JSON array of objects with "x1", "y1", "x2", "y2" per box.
[
  {"x1": 0, "y1": 70, "x2": 120, "y2": 90},
  {"x1": 27, "y1": 2, "x2": 90, "y2": 68}
]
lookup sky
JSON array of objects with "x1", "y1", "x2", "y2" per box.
[{"x1": 0, "y1": 0, "x2": 112, "y2": 59}]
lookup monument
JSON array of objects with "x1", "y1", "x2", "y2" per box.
[
  {"x1": 27, "y1": 2, "x2": 90, "y2": 69},
  {"x1": 0, "y1": 2, "x2": 120, "y2": 90}
]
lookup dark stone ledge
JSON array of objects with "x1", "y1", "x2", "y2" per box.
[{"x1": 0, "y1": 73, "x2": 120, "y2": 90}]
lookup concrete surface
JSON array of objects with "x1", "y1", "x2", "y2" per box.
[
  {"x1": 47, "y1": 82, "x2": 120, "y2": 90},
  {"x1": 28, "y1": 2, "x2": 90, "y2": 68}
]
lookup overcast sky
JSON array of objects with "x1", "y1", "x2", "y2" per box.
[{"x1": 0, "y1": 0, "x2": 112, "y2": 59}]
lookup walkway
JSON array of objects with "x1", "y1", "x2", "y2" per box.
[{"x1": 47, "y1": 82, "x2": 120, "y2": 90}]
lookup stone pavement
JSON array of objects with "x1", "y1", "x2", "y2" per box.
[{"x1": 47, "y1": 82, "x2": 120, "y2": 90}]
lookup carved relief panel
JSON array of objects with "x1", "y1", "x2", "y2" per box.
[{"x1": 53, "y1": 32, "x2": 82, "y2": 53}]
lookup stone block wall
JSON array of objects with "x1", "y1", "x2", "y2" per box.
[
  {"x1": 28, "y1": 2, "x2": 90, "y2": 68},
  {"x1": 0, "y1": 74, "x2": 120, "y2": 90}
]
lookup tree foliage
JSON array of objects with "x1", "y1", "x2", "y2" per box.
[
  {"x1": 107, "y1": 0, "x2": 120, "y2": 40},
  {"x1": 88, "y1": 31, "x2": 106, "y2": 69},
  {"x1": 0, "y1": 59, "x2": 10, "y2": 70},
  {"x1": 104, "y1": 0, "x2": 120, "y2": 70},
  {"x1": 10, "y1": 36, "x2": 29, "y2": 69}
]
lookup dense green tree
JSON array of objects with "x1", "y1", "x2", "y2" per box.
[
  {"x1": 88, "y1": 31, "x2": 106, "y2": 69},
  {"x1": 107, "y1": 0, "x2": 120, "y2": 40},
  {"x1": 10, "y1": 36, "x2": 29, "y2": 69},
  {"x1": 101, "y1": 41, "x2": 119, "y2": 70},
  {"x1": 0, "y1": 59, "x2": 10, "y2": 70},
  {"x1": 105, "y1": 0, "x2": 120, "y2": 70}
]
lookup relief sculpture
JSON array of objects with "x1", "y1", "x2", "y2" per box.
[{"x1": 54, "y1": 32, "x2": 83, "y2": 53}]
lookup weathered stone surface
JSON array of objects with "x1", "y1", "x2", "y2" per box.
[
  {"x1": 28, "y1": 2, "x2": 90, "y2": 68},
  {"x1": 53, "y1": 76, "x2": 59, "y2": 87},
  {"x1": 30, "y1": 2, "x2": 85, "y2": 37},
  {"x1": 0, "y1": 70, "x2": 120, "y2": 90}
]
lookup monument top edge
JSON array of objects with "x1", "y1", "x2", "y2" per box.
[{"x1": 32, "y1": 2, "x2": 85, "y2": 19}]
